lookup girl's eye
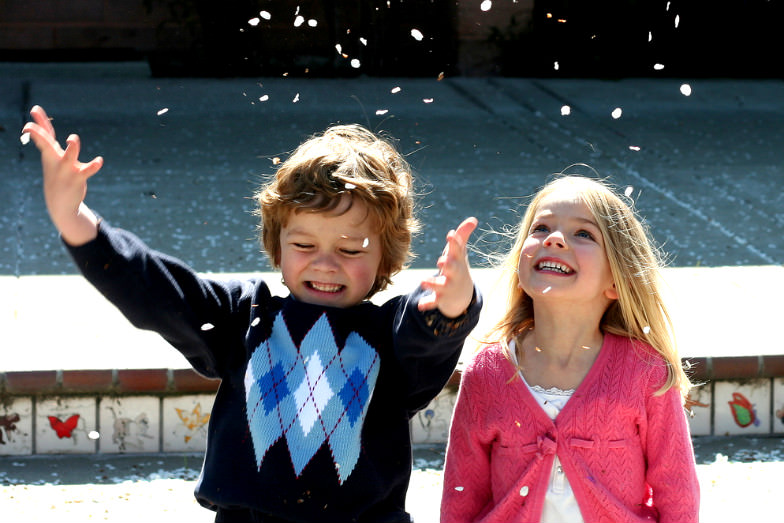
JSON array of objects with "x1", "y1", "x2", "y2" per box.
[
  {"x1": 576, "y1": 230, "x2": 595, "y2": 240},
  {"x1": 340, "y1": 249, "x2": 361, "y2": 256},
  {"x1": 531, "y1": 224, "x2": 549, "y2": 234},
  {"x1": 293, "y1": 243, "x2": 313, "y2": 250}
]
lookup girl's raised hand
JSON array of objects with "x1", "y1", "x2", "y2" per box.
[
  {"x1": 418, "y1": 217, "x2": 478, "y2": 318},
  {"x1": 22, "y1": 105, "x2": 102, "y2": 245}
]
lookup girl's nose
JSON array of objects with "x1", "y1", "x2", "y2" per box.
[{"x1": 544, "y1": 231, "x2": 567, "y2": 249}]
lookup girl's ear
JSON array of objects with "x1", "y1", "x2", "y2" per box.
[{"x1": 605, "y1": 282, "x2": 619, "y2": 301}]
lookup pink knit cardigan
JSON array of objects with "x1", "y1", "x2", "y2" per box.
[{"x1": 441, "y1": 333, "x2": 699, "y2": 523}]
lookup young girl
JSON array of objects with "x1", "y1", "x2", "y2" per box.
[{"x1": 441, "y1": 175, "x2": 699, "y2": 522}]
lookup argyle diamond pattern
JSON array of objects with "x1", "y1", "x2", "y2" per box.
[{"x1": 244, "y1": 312, "x2": 380, "y2": 483}]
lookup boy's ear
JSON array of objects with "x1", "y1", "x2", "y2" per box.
[{"x1": 605, "y1": 282, "x2": 619, "y2": 301}]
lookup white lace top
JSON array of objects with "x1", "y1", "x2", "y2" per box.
[{"x1": 509, "y1": 339, "x2": 585, "y2": 523}]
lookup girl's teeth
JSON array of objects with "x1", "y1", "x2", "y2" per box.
[{"x1": 538, "y1": 261, "x2": 572, "y2": 274}]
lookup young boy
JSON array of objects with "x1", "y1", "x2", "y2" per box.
[{"x1": 23, "y1": 106, "x2": 481, "y2": 523}]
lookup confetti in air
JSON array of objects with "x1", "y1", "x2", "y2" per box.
[
  {"x1": 360, "y1": 38, "x2": 367, "y2": 46},
  {"x1": 391, "y1": 86, "x2": 401, "y2": 94},
  {"x1": 251, "y1": 317, "x2": 261, "y2": 327},
  {"x1": 454, "y1": 486, "x2": 465, "y2": 492},
  {"x1": 629, "y1": 145, "x2": 641, "y2": 151},
  {"x1": 351, "y1": 58, "x2": 361, "y2": 68},
  {"x1": 680, "y1": 84, "x2": 692, "y2": 96},
  {"x1": 248, "y1": 17, "x2": 260, "y2": 26},
  {"x1": 20, "y1": 132, "x2": 30, "y2": 145},
  {"x1": 345, "y1": 183, "x2": 356, "y2": 190},
  {"x1": 411, "y1": 28, "x2": 424, "y2": 41},
  {"x1": 648, "y1": 31, "x2": 653, "y2": 42},
  {"x1": 293, "y1": 93, "x2": 300, "y2": 103},
  {"x1": 481, "y1": 0, "x2": 492, "y2": 11},
  {"x1": 643, "y1": 326, "x2": 651, "y2": 334},
  {"x1": 542, "y1": 286, "x2": 552, "y2": 294},
  {"x1": 88, "y1": 431, "x2": 100, "y2": 440},
  {"x1": 260, "y1": 11, "x2": 271, "y2": 20},
  {"x1": 308, "y1": 19, "x2": 317, "y2": 27},
  {"x1": 674, "y1": 15, "x2": 680, "y2": 28},
  {"x1": 560, "y1": 105, "x2": 571, "y2": 116},
  {"x1": 554, "y1": 61, "x2": 560, "y2": 71},
  {"x1": 157, "y1": 108, "x2": 169, "y2": 116},
  {"x1": 423, "y1": 98, "x2": 434, "y2": 104},
  {"x1": 611, "y1": 107, "x2": 623, "y2": 119},
  {"x1": 654, "y1": 63, "x2": 665, "y2": 70},
  {"x1": 362, "y1": 238, "x2": 369, "y2": 248},
  {"x1": 201, "y1": 323, "x2": 215, "y2": 331},
  {"x1": 624, "y1": 186, "x2": 634, "y2": 197},
  {"x1": 375, "y1": 109, "x2": 388, "y2": 115},
  {"x1": 259, "y1": 95, "x2": 269, "y2": 102},
  {"x1": 335, "y1": 44, "x2": 342, "y2": 54},
  {"x1": 294, "y1": 15, "x2": 304, "y2": 27}
]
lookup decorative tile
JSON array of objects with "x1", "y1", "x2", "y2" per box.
[
  {"x1": 98, "y1": 397, "x2": 160, "y2": 453},
  {"x1": 411, "y1": 390, "x2": 457, "y2": 444},
  {"x1": 772, "y1": 378, "x2": 784, "y2": 434},
  {"x1": 0, "y1": 397, "x2": 33, "y2": 456},
  {"x1": 685, "y1": 383, "x2": 712, "y2": 436},
  {"x1": 162, "y1": 395, "x2": 214, "y2": 452},
  {"x1": 714, "y1": 380, "x2": 770, "y2": 436},
  {"x1": 36, "y1": 397, "x2": 97, "y2": 454}
]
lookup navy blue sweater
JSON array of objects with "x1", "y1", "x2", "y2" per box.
[{"x1": 67, "y1": 222, "x2": 481, "y2": 523}]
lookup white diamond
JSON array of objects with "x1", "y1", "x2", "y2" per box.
[{"x1": 294, "y1": 353, "x2": 333, "y2": 436}]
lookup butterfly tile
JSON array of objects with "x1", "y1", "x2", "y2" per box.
[
  {"x1": 36, "y1": 397, "x2": 97, "y2": 454},
  {"x1": 98, "y1": 397, "x2": 160, "y2": 453},
  {"x1": 714, "y1": 380, "x2": 770, "y2": 436},
  {"x1": 411, "y1": 389, "x2": 456, "y2": 444},
  {"x1": 162, "y1": 395, "x2": 214, "y2": 452},
  {"x1": 685, "y1": 382, "x2": 711, "y2": 436},
  {"x1": 0, "y1": 397, "x2": 33, "y2": 456}
]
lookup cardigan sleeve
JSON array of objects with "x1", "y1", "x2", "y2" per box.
[
  {"x1": 642, "y1": 366, "x2": 700, "y2": 523},
  {"x1": 440, "y1": 352, "x2": 494, "y2": 523}
]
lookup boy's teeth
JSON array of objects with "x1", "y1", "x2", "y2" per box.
[
  {"x1": 311, "y1": 282, "x2": 342, "y2": 292},
  {"x1": 538, "y1": 261, "x2": 572, "y2": 274}
]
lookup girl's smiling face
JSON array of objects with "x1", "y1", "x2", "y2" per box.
[
  {"x1": 278, "y1": 196, "x2": 383, "y2": 308},
  {"x1": 517, "y1": 191, "x2": 618, "y2": 307}
]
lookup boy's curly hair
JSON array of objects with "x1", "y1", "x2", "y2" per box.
[{"x1": 255, "y1": 124, "x2": 420, "y2": 298}]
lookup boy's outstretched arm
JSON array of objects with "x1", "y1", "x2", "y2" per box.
[
  {"x1": 417, "y1": 216, "x2": 478, "y2": 318},
  {"x1": 22, "y1": 105, "x2": 103, "y2": 246}
]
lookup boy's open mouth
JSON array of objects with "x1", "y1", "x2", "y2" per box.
[
  {"x1": 307, "y1": 281, "x2": 345, "y2": 293},
  {"x1": 536, "y1": 260, "x2": 574, "y2": 274}
]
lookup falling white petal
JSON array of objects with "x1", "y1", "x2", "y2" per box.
[
  {"x1": 560, "y1": 105, "x2": 571, "y2": 116},
  {"x1": 611, "y1": 107, "x2": 623, "y2": 119},
  {"x1": 20, "y1": 132, "x2": 30, "y2": 145},
  {"x1": 680, "y1": 83, "x2": 692, "y2": 96},
  {"x1": 654, "y1": 63, "x2": 665, "y2": 70},
  {"x1": 391, "y1": 86, "x2": 401, "y2": 94},
  {"x1": 294, "y1": 15, "x2": 304, "y2": 27},
  {"x1": 259, "y1": 94, "x2": 269, "y2": 102},
  {"x1": 201, "y1": 323, "x2": 215, "y2": 331},
  {"x1": 643, "y1": 326, "x2": 651, "y2": 334},
  {"x1": 260, "y1": 11, "x2": 271, "y2": 20},
  {"x1": 629, "y1": 145, "x2": 641, "y2": 151},
  {"x1": 481, "y1": 0, "x2": 492, "y2": 11},
  {"x1": 251, "y1": 317, "x2": 261, "y2": 327},
  {"x1": 542, "y1": 286, "x2": 552, "y2": 294},
  {"x1": 423, "y1": 98, "x2": 434, "y2": 104},
  {"x1": 360, "y1": 37, "x2": 367, "y2": 46},
  {"x1": 248, "y1": 17, "x2": 260, "y2": 26},
  {"x1": 411, "y1": 28, "x2": 424, "y2": 41},
  {"x1": 624, "y1": 186, "x2": 634, "y2": 197},
  {"x1": 674, "y1": 15, "x2": 680, "y2": 28},
  {"x1": 88, "y1": 430, "x2": 100, "y2": 440},
  {"x1": 157, "y1": 108, "x2": 169, "y2": 116},
  {"x1": 335, "y1": 44, "x2": 343, "y2": 54},
  {"x1": 345, "y1": 182, "x2": 356, "y2": 190},
  {"x1": 454, "y1": 486, "x2": 465, "y2": 492},
  {"x1": 375, "y1": 109, "x2": 388, "y2": 115},
  {"x1": 648, "y1": 31, "x2": 653, "y2": 42},
  {"x1": 351, "y1": 58, "x2": 361, "y2": 68},
  {"x1": 293, "y1": 93, "x2": 300, "y2": 103},
  {"x1": 362, "y1": 238, "x2": 369, "y2": 248},
  {"x1": 554, "y1": 61, "x2": 560, "y2": 71},
  {"x1": 308, "y1": 19, "x2": 317, "y2": 27}
]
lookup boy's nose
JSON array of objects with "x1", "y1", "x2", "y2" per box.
[{"x1": 312, "y1": 253, "x2": 339, "y2": 271}]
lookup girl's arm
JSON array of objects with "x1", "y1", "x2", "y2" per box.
[
  {"x1": 440, "y1": 360, "x2": 493, "y2": 523},
  {"x1": 643, "y1": 373, "x2": 700, "y2": 522}
]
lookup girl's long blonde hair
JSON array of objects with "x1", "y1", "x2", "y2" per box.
[{"x1": 489, "y1": 175, "x2": 691, "y2": 398}]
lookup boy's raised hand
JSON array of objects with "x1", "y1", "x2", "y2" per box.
[
  {"x1": 22, "y1": 105, "x2": 102, "y2": 245},
  {"x1": 418, "y1": 217, "x2": 478, "y2": 318}
]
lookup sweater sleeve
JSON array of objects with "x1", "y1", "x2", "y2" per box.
[
  {"x1": 65, "y1": 221, "x2": 258, "y2": 379},
  {"x1": 390, "y1": 286, "x2": 482, "y2": 414},
  {"x1": 642, "y1": 366, "x2": 700, "y2": 523},
  {"x1": 440, "y1": 353, "x2": 494, "y2": 523}
]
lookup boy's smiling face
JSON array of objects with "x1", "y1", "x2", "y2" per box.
[{"x1": 278, "y1": 196, "x2": 383, "y2": 308}]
